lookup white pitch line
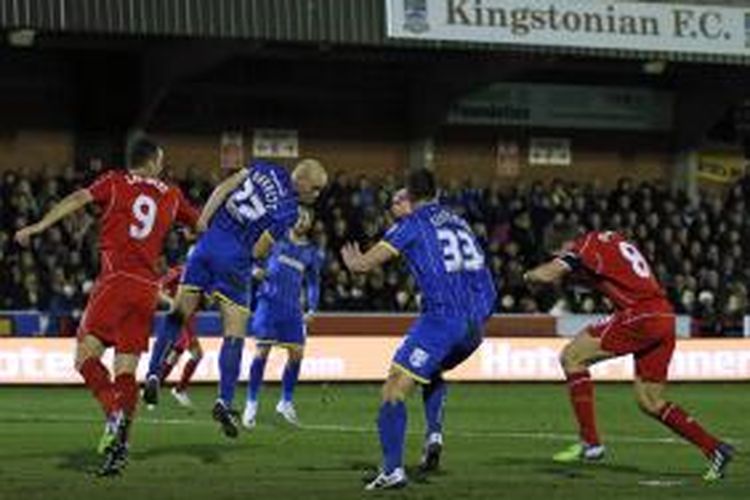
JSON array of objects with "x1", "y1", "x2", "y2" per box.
[{"x1": 0, "y1": 413, "x2": 743, "y2": 447}]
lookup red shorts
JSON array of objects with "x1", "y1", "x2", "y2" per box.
[
  {"x1": 78, "y1": 272, "x2": 159, "y2": 354},
  {"x1": 588, "y1": 303, "x2": 675, "y2": 382}
]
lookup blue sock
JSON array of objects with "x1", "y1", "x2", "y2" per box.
[
  {"x1": 377, "y1": 401, "x2": 407, "y2": 474},
  {"x1": 218, "y1": 336, "x2": 245, "y2": 406},
  {"x1": 148, "y1": 312, "x2": 182, "y2": 378},
  {"x1": 422, "y1": 378, "x2": 447, "y2": 436},
  {"x1": 247, "y1": 356, "x2": 268, "y2": 402},
  {"x1": 281, "y1": 359, "x2": 302, "y2": 403}
]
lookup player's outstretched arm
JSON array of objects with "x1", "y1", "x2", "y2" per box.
[
  {"x1": 340, "y1": 241, "x2": 396, "y2": 274},
  {"x1": 14, "y1": 188, "x2": 93, "y2": 247},
  {"x1": 197, "y1": 168, "x2": 248, "y2": 229},
  {"x1": 523, "y1": 259, "x2": 570, "y2": 285},
  {"x1": 253, "y1": 230, "x2": 275, "y2": 259}
]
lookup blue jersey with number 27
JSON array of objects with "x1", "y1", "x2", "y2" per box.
[
  {"x1": 382, "y1": 201, "x2": 496, "y2": 320},
  {"x1": 211, "y1": 160, "x2": 299, "y2": 249}
]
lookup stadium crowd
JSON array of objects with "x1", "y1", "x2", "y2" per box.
[{"x1": 2, "y1": 164, "x2": 749, "y2": 336}]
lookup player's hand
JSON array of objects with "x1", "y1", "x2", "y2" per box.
[
  {"x1": 340, "y1": 242, "x2": 362, "y2": 271},
  {"x1": 14, "y1": 224, "x2": 39, "y2": 248},
  {"x1": 252, "y1": 267, "x2": 266, "y2": 281},
  {"x1": 182, "y1": 227, "x2": 199, "y2": 243},
  {"x1": 164, "y1": 296, "x2": 176, "y2": 312},
  {"x1": 195, "y1": 219, "x2": 208, "y2": 235}
]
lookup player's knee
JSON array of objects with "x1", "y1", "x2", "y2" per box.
[
  {"x1": 381, "y1": 384, "x2": 406, "y2": 404},
  {"x1": 288, "y1": 347, "x2": 304, "y2": 362},
  {"x1": 559, "y1": 346, "x2": 580, "y2": 373},
  {"x1": 381, "y1": 371, "x2": 413, "y2": 403},
  {"x1": 114, "y1": 353, "x2": 139, "y2": 376},
  {"x1": 189, "y1": 346, "x2": 203, "y2": 361},
  {"x1": 74, "y1": 336, "x2": 102, "y2": 370},
  {"x1": 74, "y1": 350, "x2": 93, "y2": 371},
  {"x1": 634, "y1": 391, "x2": 663, "y2": 416}
]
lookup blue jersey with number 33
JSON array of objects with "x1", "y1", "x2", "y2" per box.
[
  {"x1": 211, "y1": 160, "x2": 299, "y2": 248},
  {"x1": 382, "y1": 202, "x2": 496, "y2": 320}
]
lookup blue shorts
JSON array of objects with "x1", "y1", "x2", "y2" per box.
[
  {"x1": 392, "y1": 315, "x2": 483, "y2": 384},
  {"x1": 251, "y1": 298, "x2": 305, "y2": 346},
  {"x1": 182, "y1": 227, "x2": 252, "y2": 309}
]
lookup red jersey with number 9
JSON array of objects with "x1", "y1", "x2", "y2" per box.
[
  {"x1": 86, "y1": 171, "x2": 199, "y2": 282},
  {"x1": 561, "y1": 231, "x2": 668, "y2": 310}
]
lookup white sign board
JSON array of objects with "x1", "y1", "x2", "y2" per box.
[
  {"x1": 252, "y1": 129, "x2": 299, "y2": 159},
  {"x1": 386, "y1": 0, "x2": 750, "y2": 57}
]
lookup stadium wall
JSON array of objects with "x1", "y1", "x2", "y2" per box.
[
  {"x1": 0, "y1": 131, "x2": 74, "y2": 173},
  {"x1": 437, "y1": 127, "x2": 672, "y2": 186},
  {"x1": 0, "y1": 127, "x2": 671, "y2": 187}
]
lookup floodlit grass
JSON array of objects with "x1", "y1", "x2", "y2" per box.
[{"x1": 0, "y1": 383, "x2": 747, "y2": 499}]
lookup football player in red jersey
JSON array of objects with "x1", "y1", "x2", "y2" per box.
[
  {"x1": 15, "y1": 137, "x2": 201, "y2": 476},
  {"x1": 155, "y1": 262, "x2": 203, "y2": 409},
  {"x1": 524, "y1": 223, "x2": 734, "y2": 481}
]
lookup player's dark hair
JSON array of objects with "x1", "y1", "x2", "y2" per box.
[
  {"x1": 127, "y1": 137, "x2": 161, "y2": 169},
  {"x1": 545, "y1": 221, "x2": 582, "y2": 253},
  {"x1": 406, "y1": 168, "x2": 436, "y2": 201}
]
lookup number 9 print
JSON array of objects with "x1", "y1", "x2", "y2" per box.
[{"x1": 130, "y1": 195, "x2": 157, "y2": 240}]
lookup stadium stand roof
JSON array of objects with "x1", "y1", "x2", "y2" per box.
[{"x1": 1, "y1": 0, "x2": 750, "y2": 65}]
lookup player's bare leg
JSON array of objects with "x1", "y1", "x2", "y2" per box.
[
  {"x1": 144, "y1": 286, "x2": 201, "y2": 407},
  {"x1": 633, "y1": 378, "x2": 734, "y2": 481},
  {"x1": 275, "y1": 345, "x2": 304, "y2": 426},
  {"x1": 97, "y1": 353, "x2": 140, "y2": 477},
  {"x1": 553, "y1": 328, "x2": 616, "y2": 463},
  {"x1": 365, "y1": 367, "x2": 415, "y2": 490},
  {"x1": 75, "y1": 334, "x2": 117, "y2": 454},
  {"x1": 171, "y1": 339, "x2": 203, "y2": 408},
  {"x1": 213, "y1": 299, "x2": 249, "y2": 438},
  {"x1": 244, "y1": 343, "x2": 271, "y2": 429}
]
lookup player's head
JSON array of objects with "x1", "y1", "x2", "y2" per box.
[
  {"x1": 128, "y1": 137, "x2": 164, "y2": 176},
  {"x1": 292, "y1": 158, "x2": 328, "y2": 204},
  {"x1": 292, "y1": 207, "x2": 314, "y2": 237},
  {"x1": 405, "y1": 168, "x2": 436, "y2": 203},
  {"x1": 391, "y1": 188, "x2": 412, "y2": 219},
  {"x1": 545, "y1": 221, "x2": 582, "y2": 255}
]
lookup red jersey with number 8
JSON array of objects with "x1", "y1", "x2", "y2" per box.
[
  {"x1": 561, "y1": 231, "x2": 668, "y2": 310},
  {"x1": 86, "y1": 171, "x2": 199, "y2": 282}
]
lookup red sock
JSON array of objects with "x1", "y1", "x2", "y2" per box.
[
  {"x1": 159, "y1": 348, "x2": 182, "y2": 382},
  {"x1": 114, "y1": 373, "x2": 139, "y2": 418},
  {"x1": 658, "y1": 403, "x2": 720, "y2": 457},
  {"x1": 566, "y1": 371, "x2": 600, "y2": 445},
  {"x1": 176, "y1": 357, "x2": 200, "y2": 392},
  {"x1": 78, "y1": 358, "x2": 116, "y2": 417},
  {"x1": 160, "y1": 359, "x2": 177, "y2": 383}
]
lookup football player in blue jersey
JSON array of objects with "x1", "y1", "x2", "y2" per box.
[
  {"x1": 144, "y1": 159, "x2": 327, "y2": 438},
  {"x1": 242, "y1": 207, "x2": 321, "y2": 428},
  {"x1": 342, "y1": 169, "x2": 496, "y2": 490}
]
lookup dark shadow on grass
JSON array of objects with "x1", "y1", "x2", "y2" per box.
[
  {"x1": 56, "y1": 441, "x2": 257, "y2": 473},
  {"x1": 57, "y1": 448, "x2": 101, "y2": 474},
  {"x1": 132, "y1": 441, "x2": 256, "y2": 465},
  {"x1": 297, "y1": 461, "x2": 441, "y2": 486},
  {"x1": 485, "y1": 456, "x2": 696, "y2": 480}
]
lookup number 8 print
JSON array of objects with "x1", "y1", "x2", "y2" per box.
[
  {"x1": 130, "y1": 194, "x2": 157, "y2": 240},
  {"x1": 618, "y1": 241, "x2": 651, "y2": 278}
]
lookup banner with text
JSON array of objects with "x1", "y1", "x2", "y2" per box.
[
  {"x1": 387, "y1": 0, "x2": 750, "y2": 57},
  {"x1": 1, "y1": 338, "x2": 748, "y2": 384},
  {"x1": 447, "y1": 83, "x2": 673, "y2": 131}
]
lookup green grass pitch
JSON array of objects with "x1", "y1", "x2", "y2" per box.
[{"x1": 0, "y1": 383, "x2": 747, "y2": 499}]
